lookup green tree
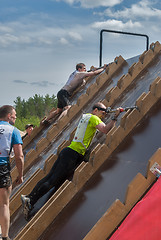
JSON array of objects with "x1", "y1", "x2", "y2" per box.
[{"x1": 14, "y1": 94, "x2": 57, "y2": 131}]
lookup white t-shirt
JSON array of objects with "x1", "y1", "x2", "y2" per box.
[
  {"x1": 62, "y1": 70, "x2": 87, "y2": 95},
  {"x1": 0, "y1": 121, "x2": 22, "y2": 165}
]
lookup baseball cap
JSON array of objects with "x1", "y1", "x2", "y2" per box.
[{"x1": 25, "y1": 124, "x2": 34, "y2": 130}]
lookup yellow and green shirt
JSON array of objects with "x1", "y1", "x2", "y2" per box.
[{"x1": 68, "y1": 113, "x2": 102, "y2": 155}]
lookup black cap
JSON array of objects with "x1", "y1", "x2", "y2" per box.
[{"x1": 25, "y1": 124, "x2": 33, "y2": 130}]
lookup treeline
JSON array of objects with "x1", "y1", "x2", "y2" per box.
[{"x1": 14, "y1": 94, "x2": 57, "y2": 131}]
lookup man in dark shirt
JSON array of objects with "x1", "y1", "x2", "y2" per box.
[{"x1": 22, "y1": 124, "x2": 33, "y2": 140}]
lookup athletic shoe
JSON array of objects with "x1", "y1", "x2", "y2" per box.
[
  {"x1": 41, "y1": 117, "x2": 51, "y2": 126},
  {"x1": 21, "y1": 195, "x2": 33, "y2": 220},
  {"x1": 43, "y1": 119, "x2": 51, "y2": 125}
]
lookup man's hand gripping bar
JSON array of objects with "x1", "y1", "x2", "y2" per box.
[{"x1": 105, "y1": 106, "x2": 138, "y2": 113}]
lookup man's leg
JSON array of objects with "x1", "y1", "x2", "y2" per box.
[
  {"x1": 57, "y1": 105, "x2": 71, "y2": 120},
  {"x1": 21, "y1": 147, "x2": 83, "y2": 220},
  {"x1": 0, "y1": 186, "x2": 12, "y2": 238},
  {"x1": 45, "y1": 108, "x2": 63, "y2": 122},
  {"x1": 21, "y1": 152, "x2": 63, "y2": 219},
  {"x1": 21, "y1": 172, "x2": 53, "y2": 220}
]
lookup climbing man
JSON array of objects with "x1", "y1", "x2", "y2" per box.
[{"x1": 21, "y1": 102, "x2": 121, "y2": 220}]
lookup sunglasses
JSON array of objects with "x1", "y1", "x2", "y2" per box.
[{"x1": 93, "y1": 106, "x2": 108, "y2": 113}]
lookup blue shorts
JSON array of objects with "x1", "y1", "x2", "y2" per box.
[{"x1": 0, "y1": 164, "x2": 12, "y2": 188}]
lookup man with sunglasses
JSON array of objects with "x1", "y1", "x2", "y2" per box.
[{"x1": 21, "y1": 102, "x2": 120, "y2": 220}]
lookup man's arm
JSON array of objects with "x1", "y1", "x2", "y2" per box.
[
  {"x1": 96, "y1": 119, "x2": 116, "y2": 134},
  {"x1": 13, "y1": 144, "x2": 24, "y2": 184},
  {"x1": 96, "y1": 109, "x2": 120, "y2": 134},
  {"x1": 85, "y1": 65, "x2": 106, "y2": 77}
]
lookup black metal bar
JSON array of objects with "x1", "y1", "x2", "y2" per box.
[
  {"x1": 105, "y1": 106, "x2": 138, "y2": 113},
  {"x1": 99, "y1": 29, "x2": 149, "y2": 67}
]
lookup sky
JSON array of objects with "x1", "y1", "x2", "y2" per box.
[{"x1": 1, "y1": 0, "x2": 161, "y2": 106}]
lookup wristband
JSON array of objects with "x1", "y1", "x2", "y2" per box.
[{"x1": 111, "y1": 116, "x2": 117, "y2": 121}]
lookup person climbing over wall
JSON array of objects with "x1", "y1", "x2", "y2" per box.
[
  {"x1": 21, "y1": 102, "x2": 121, "y2": 220},
  {"x1": 42, "y1": 63, "x2": 106, "y2": 125}
]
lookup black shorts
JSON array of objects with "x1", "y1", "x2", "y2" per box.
[
  {"x1": 57, "y1": 89, "x2": 71, "y2": 109},
  {"x1": 0, "y1": 164, "x2": 12, "y2": 188}
]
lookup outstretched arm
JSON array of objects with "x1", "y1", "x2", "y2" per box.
[{"x1": 85, "y1": 65, "x2": 106, "y2": 77}]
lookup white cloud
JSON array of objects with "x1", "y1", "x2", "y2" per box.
[
  {"x1": 79, "y1": 0, "x2": 123, "y2": 8},
  {"x1": 0, "y1": 14, "x2": 85, "y2": 50},
  {"x1": 60, "y1": 37, "x2": 69, "y2": 44},
  {"x1": 54, "y1": 0, "x2": 123, "y2": 8},
  {"x1": 68, "y1": 31, "x2": 82, "y2": 41},
  {"x1": 54, "y1": 0, "x2": 73, "y2": 4},
  {"x1": 0, "y1": 20, "x2": 63, "y2": 48},
  {"x1": 91, "y1": 19, "x2": 142, "y2": 31},
  {"x1": 37, "y1": 36, "x2": 53, "y2": 45},
  {"x1": 59, "y1": 31, "x2": 83, "y2": 46},
  {"x1": 101, "y1": 0, "x2": 161, "y2": 19},
  {"x1": 0, "y1": 33, "x2": 32, "y2": 47},
  {"x1": 0, "y1": 25, "x2": 13, "y2": 33}
]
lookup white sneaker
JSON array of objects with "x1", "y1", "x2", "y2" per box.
[{"x1": 21, "y1": 195, "x2": 33, "y2": 220}]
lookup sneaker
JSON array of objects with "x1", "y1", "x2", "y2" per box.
[
  {"x1": 41, "y1": 118, "x2": 50, "y2": 126},
  {"x1": 2, "y1": 237, "x2": 11, "y2": 240},
  {"x1": 21, "y1": 195, "x2": 33, "y2": 220},
  {"x1": 43, "y1": 119, "x2": 50, "y2": 125}
]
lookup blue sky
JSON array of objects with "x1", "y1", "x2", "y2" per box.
[{"x1": 1, "y1": 0, "x2": 161, "y2": 106}]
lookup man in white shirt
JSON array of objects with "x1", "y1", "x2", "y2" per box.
[{"x1": 43, "y1": 63, "x2": 106, "y2": 124}]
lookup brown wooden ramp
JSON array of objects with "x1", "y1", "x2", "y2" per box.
[
  {"x1": 9, "y1": 54, "x2": 129, "y2": 238},
  {"x1": 9, "y1": 56, "x2": 130, "y2": 229},
  {"x1": 10, "y1": 41, "x2": 161, "y2": 239},
  {"x1": 9, "y1": 55, "x2": 128, "y2": 217},
  {"x1": 10, "y1": 55, "x2": 127, "y2": 194}
]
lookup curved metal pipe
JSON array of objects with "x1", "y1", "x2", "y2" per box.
[{"x1": 99, "y1": 29, "x2": 149, "y2": 67}]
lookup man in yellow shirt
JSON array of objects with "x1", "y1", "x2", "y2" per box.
[{"x1": 21, "y1": 102, "x2": 120, "y2": 220}]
